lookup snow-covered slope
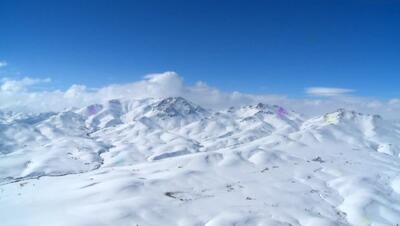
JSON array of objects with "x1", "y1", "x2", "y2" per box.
[
  {"x1": 1, "y1": 97, "x2": 400, "y2": 226},
  {"x1": 297, "y1": 109, "x2": 400, "y2": 156},
  {"x1": 0, "y1": 111, "x2": 108, "y2": 184}
]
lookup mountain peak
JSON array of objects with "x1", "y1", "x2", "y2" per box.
[
  {"x1": 152, "y1": 97, "x2": 208, "y2": 117},
  {"x1": 238, "y1": 103, "x2": 295, "y2": 120},
  {"x1": 322, "y1": 108, "x2": 382, "y2": 125},
  {"x1": 255, "y1": 103, "x2": 269, "y2": 110}
]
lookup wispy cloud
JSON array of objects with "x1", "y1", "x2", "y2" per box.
[
  {"x1": 305, "y1": 87, "x2": 354, "y2": 97},
  {"x1": 0, "y1": 61, "x2": 8, "y2": 68},
  {"x1": 0, "y1": 72, "x2": 399, "y2": 119}
]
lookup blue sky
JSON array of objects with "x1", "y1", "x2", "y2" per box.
[{"x1": 0, "y1": 0, "x2": 400, "y2": 98}]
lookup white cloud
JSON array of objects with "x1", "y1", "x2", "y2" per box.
[
  {"x1": 389, "y1": 99, "x2": 400, "y2": 105},
  {"x1": 305, "y1": 87, "x2": 354, "y2": 97},
  {"x1": 0, "y1": 72, "x2": 399, "y2": 119},
  {"x1": 0, "y1": 61, "x2": 8, "y2": 68},
  {"x1": 1, "y1": 77, "x2": 51, "y2": 92}
]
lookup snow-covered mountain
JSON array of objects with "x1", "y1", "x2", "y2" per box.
[
  {"x1": 298, "y1": 109, "x2": 400, "y2": 156},
  {"x1": 1, "y1": 97, "x2": 400, "y2": 226}
]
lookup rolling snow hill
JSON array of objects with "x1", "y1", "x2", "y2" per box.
[{"x1": 1, "y1": 97, "x2": 400, "y2": 226}]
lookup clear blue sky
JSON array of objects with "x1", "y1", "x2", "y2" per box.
[{"x1": 0, "y1": 0, "x2": 399, "y2": 97}]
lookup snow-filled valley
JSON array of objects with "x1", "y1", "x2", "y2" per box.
[{"x1": 1, "y1": 97, "x2": 400, "y2": 226}]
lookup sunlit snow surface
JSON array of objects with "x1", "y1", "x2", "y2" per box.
[{"x1": 1, "y1": 97, "x2": 400, "y2": 226}]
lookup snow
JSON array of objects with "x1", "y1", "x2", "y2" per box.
[{"x1": 1, "y1": 97, "x2": 400, "y2": 226}]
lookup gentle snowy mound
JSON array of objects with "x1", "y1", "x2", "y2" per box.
[{"x1": 1, "y1": 97, "x2": 400, "y2": 226}]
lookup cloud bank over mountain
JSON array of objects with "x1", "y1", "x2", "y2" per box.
[{"x1": 1, "y1": 71, "x2": 399, "y2": 119}]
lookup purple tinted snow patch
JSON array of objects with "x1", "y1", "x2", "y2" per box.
[
  {"x1": 87, "y1": 105, "x2": 101, "y2": 116},
  {"x1": 194, "y1": 222, "x2": 205, "y2": 226},
  {"x1": 276, "y1": 107, "x2": 288, "y2": 118}
]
